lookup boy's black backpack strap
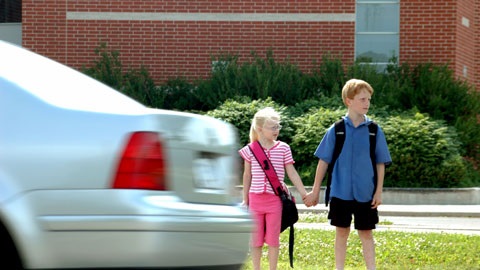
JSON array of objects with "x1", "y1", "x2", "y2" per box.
[
  {"x1": 325, "y1": 119, "x2": 346, "y2": 206},
  {"x1": 368, "y1": 122, "x2": 378, "y2": 197},
  {"x1": 325, "y1": 119, "x2": 378, "y2": 206}
]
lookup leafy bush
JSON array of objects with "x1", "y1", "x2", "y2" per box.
[
  {"x1": 194, "y1": 50, "x2": 310, "y2": 110},
  {"x1": 81, "y1": 44, "x2": 479, "y2": 187},
  {"x1": 81, "y1": 43, "x2": 123, "y2": 90},
  {"x1": 290, "y1": 109, "x2": 467, "y2": 187},
  {"x1": 382, "y1": 112, "x2": 467, "y2": 187},
  {"x1": 123, "y1": 67, "x2": 164, "y2": 108},
  {"x1": 386, "y1": 62, "x2": 480, "y2": 164},
  {"x1": 290, "y1": 108, "x2": 345, "y2": 182},
  {"x1": 81, "y1": 43, "x2": 161, "y2": 108},
  {"x1": 206, "y1": 98, "x2": 294, "y2": 147},
  {"x1": 305, "y1": 53, "x2": 346, "y2": 99},
  {"x1": 158, "y1": 77, "x2": 200, "y2": 111}
]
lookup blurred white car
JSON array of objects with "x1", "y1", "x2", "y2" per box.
[{"x1": 0, "y1": 40, "x2": 253, "y2": 269}]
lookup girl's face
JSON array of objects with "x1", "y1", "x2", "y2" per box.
[
  {"x1": 347, "y1": 88, "x2": 371, "y2": 116},
  {"x1": 260, "y1": 119, "x2": 282, "y2": 140}
]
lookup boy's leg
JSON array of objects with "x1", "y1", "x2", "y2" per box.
[
  {"x1": 353, "y1": 201, "x2": 379, "y2": 270},
  {"x1": 335, "y1": 226, "x2": 350, "y2": 270},
  {"x1": 328, "y1": 197, "x2": 354, "y2": 270},
  {"x1": 358, "y1": 229, "x2": 375, "y2": 270},
  {"x1": 268, "y1": 246, "x2": 279, "y2": 270}
]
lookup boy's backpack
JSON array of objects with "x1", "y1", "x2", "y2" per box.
[{"x1": 324, "y1": 118, "x2": 378, "y2": 206}]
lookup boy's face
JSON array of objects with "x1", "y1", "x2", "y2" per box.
[{"x1": 347, "y1": 88, "x2": 371, "y2": 115}]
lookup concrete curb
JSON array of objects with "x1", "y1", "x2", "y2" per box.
[
  {"x1": 287, "y1": 187, "x2": 480, "y2": 205},
  {"x1": 296, "y1": 204, "x2": 480, "y2": 218}
]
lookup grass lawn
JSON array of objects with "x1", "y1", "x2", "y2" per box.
[{"x1": 241, "y1": 214, "x2": 480, "y2": 270}]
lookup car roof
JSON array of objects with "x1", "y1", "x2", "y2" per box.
[{"x1": 0, "y1": 41, "x2": 146, "y2": 114}]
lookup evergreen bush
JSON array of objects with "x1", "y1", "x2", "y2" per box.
[
  {"x1": 81, "y1": 44, "x2": 480, "y2": 187},
  {"x1": 81, "y1": 43, "x2": 160, "y2": 108},
  {"x1": 158, "y1": 77, "x2": 200, "y2": 111}
]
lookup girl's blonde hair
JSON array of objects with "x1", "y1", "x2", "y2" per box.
[
  {"x1": 249, "y1": 107, "x2": 281, "y2": 143},
  {"x1": 341, "y1": 78, "x2": 374, "y2": 106}
]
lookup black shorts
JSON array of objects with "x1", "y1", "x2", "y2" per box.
[{"x1": 327, "y1": 197, "x2": 379, "y2": 230}]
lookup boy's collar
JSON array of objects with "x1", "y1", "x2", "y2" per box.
[{"x1": 344, "y1": 114, "x2": 372, "y2": 127}]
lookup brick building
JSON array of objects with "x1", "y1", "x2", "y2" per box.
[{"x1": 1, "y1": 0, "x2": 478, "y2": 89}]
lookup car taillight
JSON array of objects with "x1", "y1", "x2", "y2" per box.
[{"x1": 112, "y1": 132, "x2": 167, "y2": 190}]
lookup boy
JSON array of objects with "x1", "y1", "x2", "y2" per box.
[{"x1": 305, "y1": 79, "x2": 392, "y2": 270}]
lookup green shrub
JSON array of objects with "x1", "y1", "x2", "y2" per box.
[
  {"x1": 123, "y1": 66, "x2": 163, "y2": 108},
  {"x1": 290, "y1": 108, "x2": 345, "y2": 183},
  {"x1": 82, "y1": 43, "x2": 161, "y2": 108},
  {"x1": 206, "y1": 98, "x2": 293, "y2": 147},
  {"x1": 290, "y1": 109, "x2": 467, "y2": 187},
  {"x1": 382, "y1": 112, "x2": 467, "y2": 187},
  {"x1": 158, "y1": 77, "x2": 200, "y2": 111},
  {"x1": 81, "y1": 44, "x2": 479, "y2": 187},
  {"x1": 195, "y1": 50, "x2": 309, "y2": 110},
  {"x1": 387, "y1": 62, "x2": 480, "y2": 164},
  {"x1": 81, "y1": 43, "x2": 123, "y2": 90},
  {"x1": 306, "y1": 53, "x2": 346, "y2": 98}
]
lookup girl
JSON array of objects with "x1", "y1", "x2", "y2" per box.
[{"x1": 238, "y1": 107, "x2": 307, "y2": 270}]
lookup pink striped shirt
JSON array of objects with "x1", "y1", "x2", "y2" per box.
[{"x1": 239, "y1": 141, "x2": 295, "y2": 195}]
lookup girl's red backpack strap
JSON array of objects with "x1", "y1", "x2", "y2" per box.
[{"x1": 248, "y1": 141, "x2": 284, "y2": 196}]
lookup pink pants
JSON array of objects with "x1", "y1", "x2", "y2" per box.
[{"x1": 249, "y1": 193, "x2": 282, "y2": 247}]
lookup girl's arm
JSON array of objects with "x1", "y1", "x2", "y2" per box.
[
  {"x1": 242, "y1": 160, "x2": 252, "y2": 206},
  {"x1": 285, "y1": 163, "x2": 307, "y2": 200},
  {"x1": 305, "y1": 159, "x2": 328, "y2": 206}
]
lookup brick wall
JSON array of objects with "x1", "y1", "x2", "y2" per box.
[
  {"x1": 456, "y1": 0, "x2": 476, "y2": 85},
  {"x1": 21, "y1": 0, "x2": 480, "y2": 90},
  {"x1": 22, "y1": 0, "x2": 68, "y2": 63},
  {"x1": 23, "y1": 0, "x2": 356, "y2": 84},
  {"x1": 400, "y1": 0, "x2": 457, "y2": 65},
  {"x1": 400, "y1": 0, "x2": 478, "y2": 89}
]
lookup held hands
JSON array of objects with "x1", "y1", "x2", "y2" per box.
[{"x1": 302, "y1": 191, "x2": 319, "y2": 207}]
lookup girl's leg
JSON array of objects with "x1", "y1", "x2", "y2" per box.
[
  {"x1": 251, "y1": 246, "x2": 263, "y2": 270},
  {"x1": 335, "y1": 226, "x2": 350, "y2": 270},
  {"x1": 358, "y1": 229, "x2": 375, "y2": 270},
  {"x1": 248, "y1": 193, "x2": 268, "y2": 270},
  {"x1": 262, "y1": 194, "x2": 282, "y2": 270},
  {"x1": 268, "y1": 246, "x2": 279, "y2": 270}
]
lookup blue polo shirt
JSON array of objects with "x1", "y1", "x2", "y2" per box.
[{"x1": 314, "y1": 115, "x2": 392, "y2": 203}]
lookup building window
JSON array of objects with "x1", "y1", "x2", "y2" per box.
[
  {"x1": 355, "y1": 0, "x2": 399, "y2": 71},
  {"x1": 0, "y1": 0, "x2": 21, "y2": 23}
]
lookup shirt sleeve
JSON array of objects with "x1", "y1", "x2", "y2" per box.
[
  {"x1": 283, "y1": 143, "x2": 295, "y2": 165},
  {"x1": 375, "y1": 126, "x2": 392, "y2": 166},
  {"x1": 238, "y1": 145, "x2": 252, "y2": 163},
  {"x1": 313, "y1": 123, "x2": 336, "y2": 163}
]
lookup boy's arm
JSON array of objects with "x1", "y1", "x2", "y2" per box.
[
  {"x1": 313, "y1": 159, "x2": 328, "y2": 194},
  {"x1": 285, "y1": 163, "x2": 307, "y2": 199},
  {"x1": 372, "y1": 163, "x2": 385, "y2": 209},
  {"x1": 242, "y1": 161, "x2": 252, "y2": 206}
]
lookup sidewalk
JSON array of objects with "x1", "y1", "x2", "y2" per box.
[
  {"x1": 296, "y1": 204, "x2": 480, "y2": 217},
  {"x1": 296, "y1": 204, "x2": 480, "y2": 235}
]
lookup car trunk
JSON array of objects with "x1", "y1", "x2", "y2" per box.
[{"x1": 149, "y1": 109, "x2": 242, "y2": 205}]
